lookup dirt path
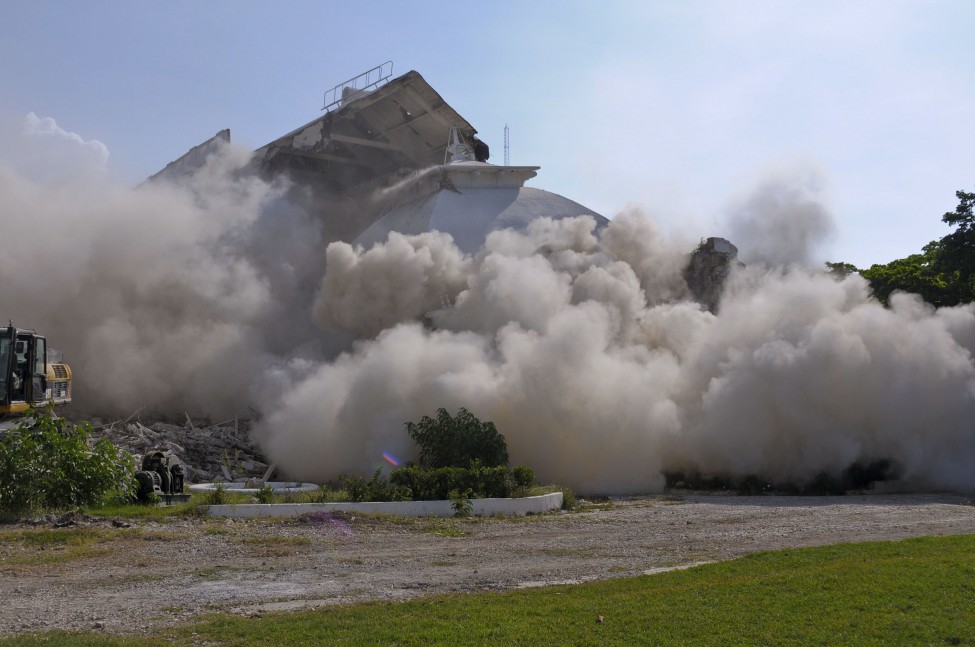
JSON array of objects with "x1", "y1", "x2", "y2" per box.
[{"x1": 2, "y1": 493, "x2": 974, "y2": 636}]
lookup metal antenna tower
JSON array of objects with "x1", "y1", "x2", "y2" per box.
[{"x1": 504, "y1": 124, "x2": 510, "y2": 166}]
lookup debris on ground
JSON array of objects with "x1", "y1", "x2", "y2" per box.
[{"x1": 88, "y1": 415, "x2": 271, "y2": 483}]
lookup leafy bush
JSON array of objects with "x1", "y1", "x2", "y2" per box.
[
  {"x1": 203, "y1": 483, "x2": 227, "y2": 505},
  {"x1": 0, "y1": 411, "x2": 135, "y2": 519},
  {"x1": 329, "y1": 409, "x2": 535, "y2": 505},
  {"x1": 388, "y1": 464, "x2": 533, "y2": 501},
  {"x1": 511, "y1": 466, "x2": 535, "y2": 491},
  {"x1": 406, "y1": 407, "x2": 508, "y2": 468},
  {"x1": 341, "y1": 469, "x2": 410, "y2": 503}
]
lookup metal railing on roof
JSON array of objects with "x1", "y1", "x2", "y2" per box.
[{"x1": 322, "y1": 61, "x2": 394, "y2": 112}]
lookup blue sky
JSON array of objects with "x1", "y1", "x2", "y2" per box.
[{"x1": 2, "y1": 0, "x2": 973, "y2": 267}]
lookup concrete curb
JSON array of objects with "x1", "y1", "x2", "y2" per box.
[{"x1": 206, "y1": 491, "x2": 564, "y2": 518}]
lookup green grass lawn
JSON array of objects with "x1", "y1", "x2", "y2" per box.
[{"x1": 3, "y1": 534, "x2": 974, "y2": 646}]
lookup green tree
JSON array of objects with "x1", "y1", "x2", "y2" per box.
[
  {"x1": 936, "y1": 189, "x2": 975, "y2": 299},
  {"x1": 859, "y1": 243, "x2": 956, "y2": 307},
  {"x1": 824, "y1": 261, "x2": 860, "y2": 280},
  {"x1": 406, "y1": 407, "x2": 509, "y2": 469},
  {"x1": 828, "y1": 188, "x2": 975, "y2": 307}
]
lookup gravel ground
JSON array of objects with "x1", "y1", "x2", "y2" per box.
[{"x1": 1, "y1": 492, "x2": 974, "y2": 637}]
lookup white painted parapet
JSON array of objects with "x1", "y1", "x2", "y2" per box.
[{"x1": 205, "y1": 492, "x2": 563, "y2": 519}]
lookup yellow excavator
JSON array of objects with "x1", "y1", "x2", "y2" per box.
[{"x1": 0, "y1": 323, "x2": 72, "y2": 416}]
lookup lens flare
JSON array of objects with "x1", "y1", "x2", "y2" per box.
[{"x1": 382, "y1": 451, "x2": 400, "y2": 467}]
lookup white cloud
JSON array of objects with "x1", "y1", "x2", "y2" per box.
[
  {"x1": 0, "y1": 113, "x2": 111, "y2": 183},
  {"x1": 24, "y1": 112, "x2": 110, "y2": 166}
]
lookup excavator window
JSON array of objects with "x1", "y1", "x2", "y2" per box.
[
  {"x1": 33, "y1": 337, "x2": 45, "y2": 376},
  {"x1": 31, "y1": 337, "x2": 46, "y2": 403},
  {"x1": 0, "y1": 332, "x2": 9, "y2": 403},
  {"x1": 13, "y1": 337, "x2": 30, "y2": 402}
]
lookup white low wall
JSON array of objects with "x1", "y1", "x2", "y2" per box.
[{"x1": 206, "y1": 491, "x2": 563, "y2": 519}]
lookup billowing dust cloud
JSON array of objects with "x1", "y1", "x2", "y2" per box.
[{"x1": 4, "y1": 115, "x2": 975, "y2": 494}]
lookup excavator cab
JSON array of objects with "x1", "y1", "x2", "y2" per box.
[{"x1": 0, "y1": 325, "x2": 72, "y2": 416}]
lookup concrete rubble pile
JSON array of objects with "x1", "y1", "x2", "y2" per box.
[{"x1": 89, "y1": 416, "x2": 272, "y2": 484}]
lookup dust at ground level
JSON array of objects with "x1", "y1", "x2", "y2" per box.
[{"x1": 1, "y1": 493, "x2": 974, "y2": 636}]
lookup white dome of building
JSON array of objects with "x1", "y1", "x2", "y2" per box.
[
  {"x1": 356, "y1": 181, "x2": 607, "y2": 254},
  {"x1": 355, "y1": 136, "x2": 607, "y2": 253}
]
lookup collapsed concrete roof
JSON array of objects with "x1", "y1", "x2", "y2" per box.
[
  {"x1": 256, "y1": 70, "x2": 488, "y2": 194},
  {"x1": 150, "y1": 70, "x2": 488, "y2": 197},
  {"x1": 150, "y1": 67, "x2": 606, "y2": 249}
]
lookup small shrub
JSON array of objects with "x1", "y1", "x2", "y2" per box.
[
  {"x1": 205, "y1": 484, "x2": 228, "y2": 506},
  {"x1": 256, "y1": 485, "x2": 275, "y2": 504},
  {"x1": 560, "y1": 487, "x2": 578, "y2": 510},
  {"x1": 449, "y1": 489, "x2": 474, "y2": 517},
  {"x1": 340, "y1": 474, "x2": 369, "y2": 502}
]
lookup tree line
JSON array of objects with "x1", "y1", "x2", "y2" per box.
[{"x1": 827, "y1": 189, "x2": 975, "y2": 307}]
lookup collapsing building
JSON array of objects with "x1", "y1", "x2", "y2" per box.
[
  {"x1": 152, "y1": 62, "x2": 607, "y2": 253},
  {"x1": 153, "y1": 62, "x2": 738, "y2": 307},
  {"x1": 684, "y1": 238, "x2": 743, "y2": 313}
]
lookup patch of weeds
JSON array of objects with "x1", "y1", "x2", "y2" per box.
[
  {"x1": 280, "y1": 490, "x2": 306, "y2": 504},
  {"x1": 15, "y1": 527, "x2": 111, "y2": 548},
  {"x1": 581, "y1": 498, "x2": 617, "y2": 512},
  {"x1": 311, "y1": 483, "x2": 349, "y2": 503},
  {"x1": 0, "y1": 527, "x2": 115, "y2": 566},
  {"x1": 420, "y1": 521, "x2": 471, "y2": 538},
  {"x1": 86, "y1": 502, "x2": 188, "y2": 520},
  {"x1": 137, "y1": 530, "x2": 188, "y2": 542},
  {"x1": 256, "y1": 484, "x2": 275, "y2": 504}
]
